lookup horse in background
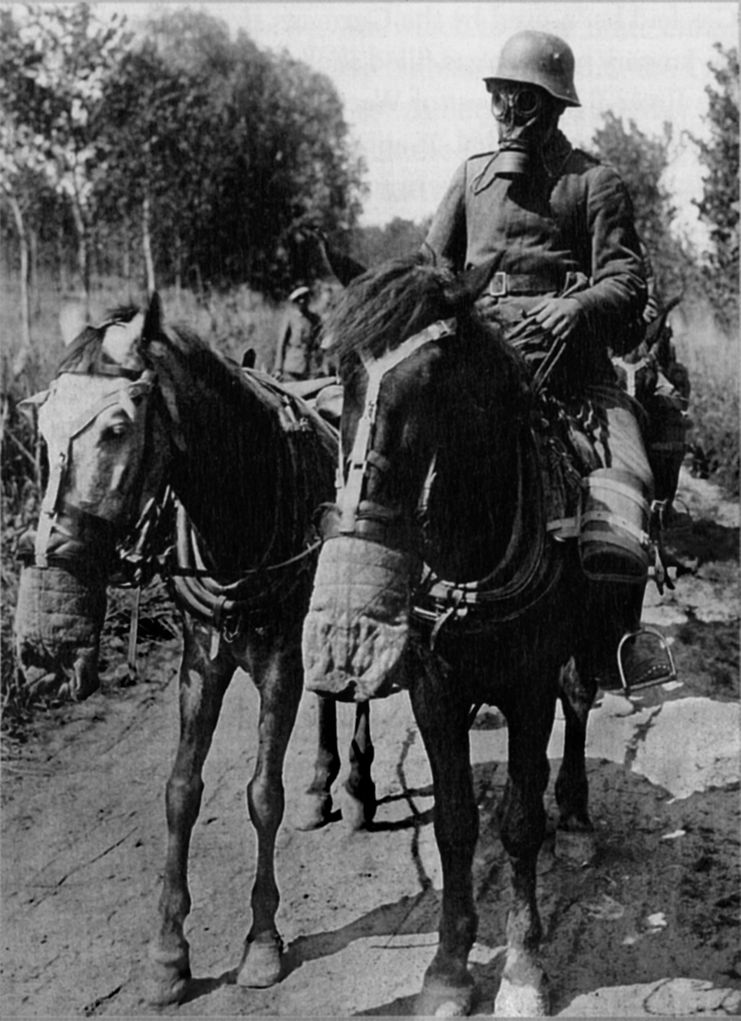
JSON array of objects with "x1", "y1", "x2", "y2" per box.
[
  {"x1": 11, "y1": 294, "x2": 374, "y2": 1005},
  {"x1": 302, "y1": 256, "x2": 605, "y2": 1016}
]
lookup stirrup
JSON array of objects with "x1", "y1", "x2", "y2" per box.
[{"x1": 617, "y1": 626, "x2": 677, "y2": 695}]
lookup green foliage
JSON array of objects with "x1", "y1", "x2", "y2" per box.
[
  {"x1": 0, "y1": 3, "x2": 132, "y2": 294},
  {"x1": 1, "y1": 4, "x2": 366, "y2": 299},
  {"x1": 95, "y1": 7, "x2": 366, "y2": 296},
  {"x1": 677, "y1": 304, "x2": 740, "y2": 498},
  {"x1": 590, "y1": 111, "x2": 696, "y2": 301},
  {"x1": 350, "y1": 216, "x2": 431, "y2": 267},
  {"x1": 692, "y1": 44, "x2": 739, "y2": 333}
]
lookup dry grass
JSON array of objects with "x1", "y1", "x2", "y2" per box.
[{"x1": 672, "y1": 297, "x2": 740, "y2": 496}]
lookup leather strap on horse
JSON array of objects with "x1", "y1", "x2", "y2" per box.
[
  {"x1": 412, "y1": 425, "x2": 563, "y2": 636},
  {"x1": 339, "y1": 318, "x2": 457, "y2": 536},
  {"x1": 168, "y1": 501, "x2": 320, "y2": 637},
  {"x1": 33, "y1": 373, "x2": 156, "y2": 568}
]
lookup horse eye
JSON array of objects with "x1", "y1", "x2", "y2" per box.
[{"x1": 103, "y1": 422, "x2": 129, "y2": 440}]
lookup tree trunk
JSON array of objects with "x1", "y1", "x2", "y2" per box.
[
  {"x1": 8, "y1": 194, "x2": 32, "y2": 380},
  {"x1": 57, "y1": 221, "x2": 69, "y2": 293},
  {"x1": 30, "y1": 227, "x2": 40, "y2": 317},
  {"x1": 123, "y1": 228, "x2": 131, "y2": 296},
  {"x1": 142, "y1": 194, "x2": 156, "y2": 293},
  {"x1": 70, "y1": 200, "x2": 91, "y2": 319}
]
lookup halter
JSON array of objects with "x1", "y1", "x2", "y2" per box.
[
  {"x1": 338, "y1": 318, "x2": 457, "y2": 535},
  {"x1": 33, "y1": 371, "x2": 157, "y2": 568},
  {"x1": 335, "y1": 315, "x2": 567, "y2": 642}
]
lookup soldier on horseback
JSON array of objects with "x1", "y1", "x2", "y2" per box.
[{"x1": 424, "y1": 29, "x2": 675, "y2": 692}]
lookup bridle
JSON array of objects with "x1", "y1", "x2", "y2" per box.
[
  {"x1": 31, "y1": 369, "x2": 159, "y2": 571},
  {"x1": 335, "y1": 315, "x2": 562, "y2": 640},
  {"x1": 337, "y1": 317, "x2": 457, "y2": 536}
]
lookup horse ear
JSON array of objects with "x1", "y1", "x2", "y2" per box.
[
  {"x1": 311, "y1": 229, "x2": 366, "y2": 286},
  {"x1": 457, "y1": 260, "x2": 498, "y2": 302},
  {"x1": 142, "y1": 292, "x2": 163, "y2": 345}
]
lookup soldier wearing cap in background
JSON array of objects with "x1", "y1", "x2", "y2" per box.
[
  {"x1": 274, "y1": 285, "x2": 322, "y2": 382},
  {"x1": 424, "y1": 29, "x2": 675, "y2": 692}
]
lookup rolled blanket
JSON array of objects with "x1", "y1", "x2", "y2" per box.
[
  {"x1": 14, "y1": 564, "x2": 107, "y2": 701},
  {"x1": 302, "y1": 536, "x2": 415, "y2": 701}
]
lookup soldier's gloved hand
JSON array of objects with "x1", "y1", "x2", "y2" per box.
[{"x1": 528, "y1": 297, "x2": 582, "y2": 340}]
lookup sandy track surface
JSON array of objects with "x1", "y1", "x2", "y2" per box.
[{"x1": 2, "y1": 471, "x2": 739, "y2": 1018}]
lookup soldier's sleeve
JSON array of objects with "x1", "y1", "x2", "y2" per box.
[
  {"x1": 570, "y1": 165, "x2": 647, "y2": 349},
  {"x1": 423, "y1": 161, "x2": 468, "y2": 272}
]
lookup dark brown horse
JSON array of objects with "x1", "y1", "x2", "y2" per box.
[
  {"x1": 11, "y1": 295, "x2": 375, "y2": 1005},
  {"x1": 302, "y1": 256, "x2": 602, "y2": 1016}
]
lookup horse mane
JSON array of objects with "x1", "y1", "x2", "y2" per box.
[
  {"x1": 323, "y1": 254, "x2": 527, "y2": 393},
  {"x1": 54, "y1": 303, "x2": 245, "y2": 393},
  {"x1": 323, "y1": 255, "x2": 459, "y2": 362}
]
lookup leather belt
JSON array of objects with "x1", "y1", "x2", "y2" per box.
[{"x1": 486, "y1": 270, "x2": 562, "y2": 297}]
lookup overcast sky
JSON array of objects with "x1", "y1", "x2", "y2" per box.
[{"x1": 121, "y1": 2, "x2": 737, "y2": 246}]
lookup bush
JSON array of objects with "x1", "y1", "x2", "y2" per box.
[{"x1": 674, "y1": 297, "x2": 739, "y2": 496}]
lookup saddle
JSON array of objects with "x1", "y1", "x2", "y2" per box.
[{"x1": 254, "y1": 371, "x2": 343, "y2": 429}]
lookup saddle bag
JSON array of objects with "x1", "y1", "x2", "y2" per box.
[{"x1": 579, "y1": 468, "x2": 651, "y2": 583}]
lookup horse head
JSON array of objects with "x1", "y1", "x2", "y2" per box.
[
  {"x1": 302, "y1": 256, "x2": 528, "y2": 702},
  {"x1": 14, "y1": 296, "x2": 172, "y2": 702}
]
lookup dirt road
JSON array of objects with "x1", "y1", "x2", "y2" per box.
[{"x1": 2, "y1": 471, "x2": 739, "y2": 1018}]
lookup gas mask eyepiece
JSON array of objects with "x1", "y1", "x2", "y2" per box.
[
  {"x1": 487, "y1": 82, "x2": 547, "y2": 178},
  {"x1": 489, "y1": 84, "x2": 543, "y2": 128}
]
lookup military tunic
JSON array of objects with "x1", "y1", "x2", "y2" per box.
[
  {"x1": 275, "y1": 304, "x2": 321, "y2": 381},
  {"x1": 425, "y1": 130, "x2": 647, "y2": 389}
]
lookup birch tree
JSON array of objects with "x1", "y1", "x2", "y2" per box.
[{"x1": 0, "y1": 4, "x2": 131, "y2": 311}]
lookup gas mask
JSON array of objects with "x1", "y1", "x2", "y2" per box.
[{"x1": 488, "y1": 83, "x2": 556, "y2": 178}]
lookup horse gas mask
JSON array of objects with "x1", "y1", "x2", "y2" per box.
[{"x1": 488, "y1": 82, "x2": 559, "y2": 178}]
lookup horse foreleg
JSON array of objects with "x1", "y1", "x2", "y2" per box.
[
  {"x1": 236, "y1": 641, "x2": 303, "y2": 988},
  {"x1": 411, "y1": 667, "x2": 477, "y2": 1017},
  {"x1": 294, "y1": 694, "x2": 340, "y2": 830},
  {"x1": 148, "y1": 620, "x2": 233, "y2": 1006},
  {"x1": 494, "y1": 696, "x2": 554, "y2": 1017},
  {"x1": 342, "y1": 701, "x2": 376, "y2": 830},
  {"x1": 554, "y1": 658, "x2": 597, "y2": 865}
]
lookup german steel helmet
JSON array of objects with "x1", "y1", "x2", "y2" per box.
[{"x1": 485, "y1": 30, "x2": 580, "y2": 107}]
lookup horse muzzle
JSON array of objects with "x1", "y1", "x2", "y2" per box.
[
  {"x1": 302, "y1": 535, "x2": 417, "y2": 702},
  {"x1": 13, "y1": 562, "x2": 107, "y2": 702}
]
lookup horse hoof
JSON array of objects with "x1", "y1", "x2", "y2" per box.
[
  {"x1": 146, "y1": 943, "x2": 191, "y2": 1005},
  {"x1": 340, "y1": 783, "x2": 376, "y2": 831},
  {"x1": 555, "y1": 826, "x2": 597, "y2": 866},
  {"x1": 293, "y1": 792, "x2": 333, "y2": 830},
  {"x1": 416, "y1": 975, "x2": 474, "y2": 1016},
  {"x1": 236, "y1": 933, "x2": 283, "y2": 988},
  {"x1": 494, "y1": 973, "x2": 550, "y2": 1017}
]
